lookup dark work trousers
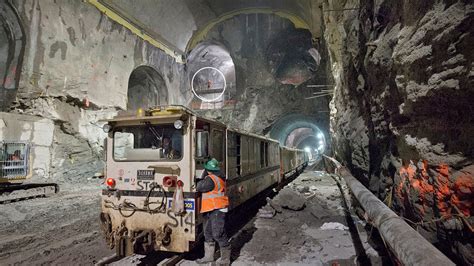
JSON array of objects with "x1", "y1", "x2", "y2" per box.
[{"x1": 203, "y1": 209, "x2": 229, "y2": 248}]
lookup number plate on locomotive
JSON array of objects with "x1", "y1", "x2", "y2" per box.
[{"x1": 137, "y1": 170, "x2": 154, "y2": 180}]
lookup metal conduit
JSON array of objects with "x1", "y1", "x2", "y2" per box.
[{"x1": 322, "y1": 155, "x2": 454, "y2": 266}]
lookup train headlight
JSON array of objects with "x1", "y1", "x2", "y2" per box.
[
  {"x1": 174, "y1": 119, "x2": 183, "y2": 129},
  {"x1": 103, "y1": 124, "x2": 112, "y2": 133}
]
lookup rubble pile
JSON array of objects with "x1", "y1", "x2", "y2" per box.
[{"x1": 233, "y1": 170, "x2": 383, "y2": 265}]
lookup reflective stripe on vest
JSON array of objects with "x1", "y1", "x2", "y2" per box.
[{"x1": 200, "y1": 174, "x2": 229, "y2": 213}]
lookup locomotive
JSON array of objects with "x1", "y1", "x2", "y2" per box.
[{"x1": 100, "y1": 106, "x2": 308, "y2": 256}]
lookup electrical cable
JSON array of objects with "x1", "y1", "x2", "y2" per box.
[{"x1": 103, "y1": 183, "x2": 167, "y2": 217}]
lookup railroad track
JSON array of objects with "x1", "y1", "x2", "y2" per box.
[
  {"x1": 94, "y1": 169, "x2": 308, "y2": 266},
  {"x1": 94, "y1": 183, "x2": 280, "y2": 266},
  {"x1": 95, "y1": 253, "x2": 185, "y2": 266}
]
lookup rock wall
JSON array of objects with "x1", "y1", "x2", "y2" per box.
[
  {"x1": 323, "y1": 0, "x2": 473, "y2": 263},
  {"x1": 1, "y1": 0, "x2": 190, "y2": 185},
  {"x1": 195, "y1": 14, "x2": 330, "y2": 136}
]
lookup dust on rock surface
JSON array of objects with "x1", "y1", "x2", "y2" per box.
[{"x1": 0, "y1": 180, "x2": 113, "y2": 265}]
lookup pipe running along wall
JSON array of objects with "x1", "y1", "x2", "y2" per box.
[{"x1": 323, "y1": 155, "x2": 454, "y2": 266}]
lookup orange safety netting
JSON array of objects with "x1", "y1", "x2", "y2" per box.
[
  {"x1": 451, "y1": 174, "x2": 473, "y2": 217},
  {"x1": 396, "y1": 161, "x2": 473, "y2": 219},
  {"x1": 435, "y1": 164, "x2": 451, "y2": 215}
]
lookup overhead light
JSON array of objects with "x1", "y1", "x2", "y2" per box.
[
  {"x1": 319, "y1": 140, "x2": 324, "y2": 145},
  {"x1": 103, "y1": 124, "x2": 112, "y2": 133},
  {"x1": 174, "y1": 119, "x2": 184, "y2": 129},
  {"x1": 317, "y1": 133, "x2": 324, "y2": 138},
  {"x1": 304, "y1": 147, "x2": 311, "y2": 153}
]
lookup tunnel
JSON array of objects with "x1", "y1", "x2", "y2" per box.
[
  {"x1": 187, "y1": 41, "x2": 236, "y2": 109},
  {"x1": 127, "y1": 66, "x2": 168, "y2": 110},
  {"x1": 0, "y1": 1, "x2": 472, "y2": 265},
  {"x1": 269, "y1": 113, "x2": 327, "y2": 158},
  {"x1": 0, "y1": 1, "x2": 25, "y2": 111}
]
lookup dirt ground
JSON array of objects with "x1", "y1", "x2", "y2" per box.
[
  {"x1": 0, "y1": 180, "x2": 113, "y2": 265},
  {"x1": 230, "y1": 170, "x2": 384, "y2": 265},
  {"x1": 0, "y1": 169, "x2": 388, "y2": 266},
  {"x1": 180, "y1": 168, "x2": 388, "y2": 265}
]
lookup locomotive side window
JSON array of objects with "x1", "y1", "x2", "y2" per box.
[
  {"x1": 196, "y1": 131, "x2": 209, "y2": 158},
  {"x1": 211, "y1": 130, "x2": 224, "y2": 162},
  {"x1": 113, "y1": 124, "x2": 183, "y2": 161}
]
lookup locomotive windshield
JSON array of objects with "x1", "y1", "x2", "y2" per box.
[{"x1": 113, "y1": 123, "x2": 183, "y2": 161}]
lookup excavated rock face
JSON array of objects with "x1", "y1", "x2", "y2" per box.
[
  {"x1": 324, "y1": 0, "x2": 473, "y2": 263},
  {"x1": 193, "y1": 13, "x2": 330, "y2": 135},
  {"x1": 1, "y1": 1, "x2": 189, "y2": 186}
]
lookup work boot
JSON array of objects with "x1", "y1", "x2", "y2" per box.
[
  {"x1": 196, "y1": 242, "x2": 215, "y2": 264},
  {"x1": 216, "y1": 246, "x2": 231, "y2": 266}
]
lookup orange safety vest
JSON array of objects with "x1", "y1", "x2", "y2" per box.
[{"x1": 200, "y1": 174, "x2": 229, "y2": 213}]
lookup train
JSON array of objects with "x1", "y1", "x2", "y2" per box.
[{"x1": 99, "y1": 105, "x2": 308, "y2": 256}]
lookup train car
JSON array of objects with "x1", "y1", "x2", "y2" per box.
[
  {"x1": 280, "y1": 146, "x2": 307, "y2": 179},
  {"x1": 99, "y1": 106, "x2": 307, "y2": 256}
]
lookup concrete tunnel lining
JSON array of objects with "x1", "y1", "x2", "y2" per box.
[
  {"x1": 0, "y1": 0, "x2": 470, "y2": 264},
  {"x1": 127, "y1": 66, "x2": 169, "y2": 111},
  {"x1": 269, "y1": 114, "x2": 326, "y2": 150}
]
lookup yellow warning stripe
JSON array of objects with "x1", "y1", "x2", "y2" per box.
[
  {"x1": 87, "y1": 0, "x2": 184, "y2": 63},
  {"x1": 186, "y1": 8, "x2": 310, "y2": 52}
]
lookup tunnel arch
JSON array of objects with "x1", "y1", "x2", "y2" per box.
[
  {"x1": 269, "y1": 114, "x2": 327, "y2": 154},
  {"x1": 0, "y1": 1, "x2": 26, "y2": 111},
  {"x1": 187, "y1": 41, "x2": 236, "y2": 109},
  {"x1": 127, "y1": 66, "x2": 168, "y2": 111},
  {"x1": 186, "y1": 8, "x2": 311, "y2": 53}
]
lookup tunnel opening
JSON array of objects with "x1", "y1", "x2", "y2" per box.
[
  {"x1": 185, "y1": 13, "x2": 330, "y2": 137},
  {"x1": 127, "y1": 66, "x2": 168, "y2": 111},
  {"x1": 265, "y1": 28, "x2": 321, "y2": 86},
  {"x1": 285, "y1": 127, "x2": 326, "y2": 160},
  {"x1": 0, "y1": 1, "x2": 25, "y2": 111},
  {"x1": 269, "y1": 114, "x2": 327, "y2": 160},
  {"x1": 187, "y1": 41, "x2": 236, "y2": 110}
]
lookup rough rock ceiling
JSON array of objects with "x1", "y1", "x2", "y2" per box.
[{"x1": 89, "y1": 0, "x2": 323, "y2": 61}]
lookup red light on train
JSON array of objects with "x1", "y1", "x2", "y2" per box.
[
  {"x1": 163, "y1": 176, "x2": 177, "y2": 187},
  {"x1": 106, "y1": 178, "x2": 116, "y2": 188}
]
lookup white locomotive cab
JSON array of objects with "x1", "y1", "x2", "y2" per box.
[{"x1": 100, "y1": 108, "x2": 198, "y2": 256}]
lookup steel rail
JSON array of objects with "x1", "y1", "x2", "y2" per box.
[{"x1": 322, "y1": 155, "x2": 454, "y2": 266}]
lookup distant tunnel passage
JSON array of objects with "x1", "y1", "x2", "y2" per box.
[
  {"x1": 187, "y1": 41, "x2": 236, "y2": 109},
  {"x1": 0, "y1": 1, "x2": 25, "y2": 111},
  {"x1": 269, "y1": 114, "x2": 327, "y2": 156},
  {"x1": 127, "y1": 66, "x2": 168, "y2": 111}
]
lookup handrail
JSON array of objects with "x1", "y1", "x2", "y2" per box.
[{"x1": 322, "y1": 155, "x2": 454, "y2": 266}]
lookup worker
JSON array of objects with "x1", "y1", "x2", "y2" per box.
[
  {"x1": 10, "y1": 150, "x2": 22, "y2": 161},
  {"x1": 196, "y1": 158, "x2": 231, "y2": 265},
  {"x1": 162, "y1": 137, "x2": 180, "y2": 159}
]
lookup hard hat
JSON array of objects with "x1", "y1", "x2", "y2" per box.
[{"x1": 204, "y1": 158, "x2": 220, "y2": 171}]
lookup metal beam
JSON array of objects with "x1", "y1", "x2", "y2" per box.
[
  {"x1": 194, "y1": 89, "x2": 225, "y2": 95},
  {"x1": 87, "y1": 0, "x2": 184, "y2": 63},
  {"x1": 322, "y1": 155, "x2": 455, "y2": 266}
]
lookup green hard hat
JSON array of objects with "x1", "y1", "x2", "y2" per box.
[{"x1": 204, "y1": 158, "x2": 220, "y2": 171}]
